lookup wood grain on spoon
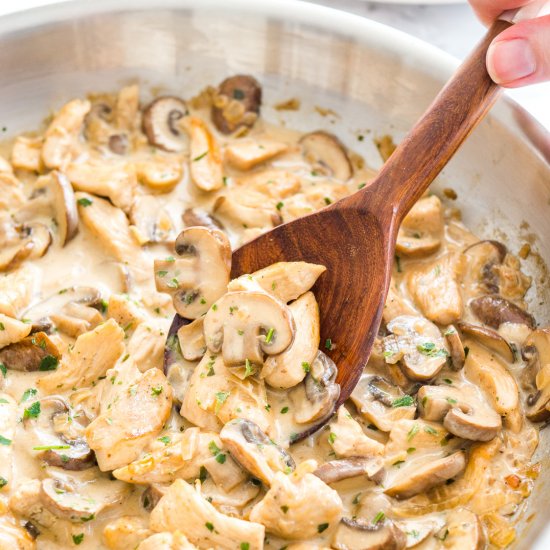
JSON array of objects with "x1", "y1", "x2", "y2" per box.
[{"x1": 231, "y1": 20, "x2": 511, "y2": 415}]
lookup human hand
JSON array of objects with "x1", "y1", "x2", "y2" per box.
[{"x1": 469, "y1": 0, "x2": 550, "y2": 87}]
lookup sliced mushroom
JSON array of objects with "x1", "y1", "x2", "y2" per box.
[
  {"x1": 314, "y1": 457, "x2": 384, "y2": 485},
  {"x1": 457, "y1": 321, "x2": 515, "y2": 362},
  {"x1": 444, "y1": 508, "x2": 485, "y2": 550},
  {"x1": 463, "y1": 240, "x2": 507, "y2": 294},
  {"x1": 333, "y1": 517, "x2": 406, "y2": 550},
  {"x1": 200, "y1": 478, "x2": 261, "y2": 512},
  {"x1": 0, "y1": 314, "x2": 32, "y2": 350},
  {"x1": 212, "y1": 75, "x2": 262, "y2": 134},
  {"x1": 470, "y1": 294, "x2": 535, "y2": 330},
  {"x1": 299, "y1": 131, "x2": 352, "y2": 181},
  {"x1": 521, "y1": 328, "x2": 550, "y2": 421},
  {"x1": 36, "y1": 171, "x2": 79, "y2": 245},
  {"x1": 0, "y1": 222, "x2": 52, "y2": 271},
  {"x1": 11, "y1": 135, "x2": 43, "y2": 172},
  {"x1": 26, "y1": 396, "x2": 95, "y2": 470},
  {"x1": 385, "y1": 451, "x2": 466, "y2": 499},
  {"x1": 383, "y1": 315, "x2": 449, "y2": 381},
  {"x1": 0, "y1": 331, "x2": 60, "y2": 372},
  {"x1": 220, "y1": 418, "x2": 295, "y2": 485},
  {"x1": 445, "y1": 325, "x2": 466, "y2": 370},
  {"x1": 177, "y1": 317, "x2": 206, "y2": 361},
  {"x1": 187, "y1": 116, "x2": 223, "y2": 191},
  {"x1": 417, "y1": 385, "x2": 501, "y2": 441},
  {"x1": 130, "y1": 195, "x2": 174, "y2": 245},
  {"x1": 41, "y1": 472, "x2": 128, "y2": 522},
  {"x1": 396, "y1": 516, "x2": 446, "y2": 548},
  {"x1": 203, "y1": 290, "x2": 295, "y2": 366},
  {"x1": 182, "y1": 208, "x2": 224, "y2": 231},
  {"x1": 262, "y1": 291, "x2": 320, "y2": 389},
  {"x1": 155, "y1": 226, "x2": 231, "y2": 319},
  {"x1": 289, "y1": 350, "x2": 340, "y2": 426},
  {"x1": 463, "y1": 339, "x2": 519, "y2": 420},
  {"x1": 396, "y1": 196, "x2": 443, "y2": 257},
  {"x1": 225, "y1": 139, "x2": 287, "y2": 171},
  {"x1": 142, "y1": 96, "x2": 189, "y2": 152},
  {"x1": 350, "y1": 375, "x2": 416, "y2": 432}
]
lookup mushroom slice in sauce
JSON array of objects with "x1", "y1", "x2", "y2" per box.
[
  {"x1": 177, "y1": 317, "x2": 207, "y2": 361},
  {"x1": 314, "y1": 457, "x2": 384, "y2": 485},
  {"x1": 289, "y1": 350, "x2": 340, "y2": 425},
  {"x1": 142, "y1": 96, "x2": 189, "y2": 152},
  {"x1": 350, "y1": 375, "x2": 416, "y2": 432},
  {"x1": 457, "y1": 321, "x2": 515, "y2": 362},
  {"x1": 443, "y1": 508, "x2": 485, "y2": 550},
  {"x1": 463, "y1": 239, "x2": 507, "y2": 294},
  {"x1": 182, "y1": 208, "x2": 224, "y2": 231},
  {"x1": 187, "y1": 116, "x2": 224, "y2": 191},
  {"x1": 262, "y1": 291, "x2": 320, "y2": 389},
  {"x1": 155, "y1": 226, "x2": 231, "y2": 319},
  {"x1": 212, "y1": 74, "x2": 262, "y2": 134},
  {"x1": 220, "y1": 418, "x2": 295, "y2": 485},
  {"x1": 332, "y1": 517, "x2": 407, "y2": 550},
  {"x1": 470, "y1": 294, "x2": 535, "y2": 330},
  {"x1": 225, "y1": 139, "x2": 288, "y2": 171},
  {"x1": 299, "y1": 131, "x2": 353, "y2": 181},
  {"x1": 383, "y1": 315, "x2": 449, "y2": 381},
  {"x1": 0, "y1": 331, "x2": 60, "y2": 372},
  {"x1": 444, "y1": 325, "x2": 466, "y2": 370},
  {"x1": 0, "y1": 222, "x2": 52, "y2": 271},
  {"x1": 521, "y1": 328, "x2": 550, "y2": 421},
  {"x1": 204, "y1": 290, "x2": 295, "y2": 366},
  {"x1": 396, "y1": 516, "x2": 446, "y2": 548},
  {"x1": 396, "y1": 195, "x2": 443, "y2": 257},
  {"x1": 26, "y1": 396, "x2": 95, "y2": 470},
  {"x1": 228, "y1": 261, "x2": 326, "y2": 304},
  {"x1": 385, "y1": 451, "x2": 466, "y2": 500},
  {"x1": 417, "y1": 385, "x2": 501, "y2": 441}
]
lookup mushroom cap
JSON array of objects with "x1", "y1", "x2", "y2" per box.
[
  {"x1": 457, "y1": 321, "x2": 515, "y2": 362},
  {"x1": 444, "y1": 325, "x2": 466, "y2": 370},
  {"x1": 333, "y1": 517, "x2": 407, "y2": 550},
  {"x1": 212, "y1": 75, "x2": 262, "y2": 134},
  {"x1": 522, "y1": 328, "x2": 550, "y2": 421},
  {"x1": 314, "y1": 457, "x2": 384, "y2": 485},
  {"x1": 299, "y1": 131, "x2": 353, "y2": 181},
  {"x1": 182, "y1": 208, "x2": 224, "y2": 231},
  {"x1": 44, "y1": 171, "x2": 79, "y2": 246},
  {"x1": 220, "y1": 419, "x2": 295, "y2": 485},
  {"x1": 0, "y1": 331, "x2": 60, "y2": 372},
  {"x1": 142, "y1": 96, "x2": 189, "y2": 152},
  {"x1": 177, "y1": 317, "x2": 206, "y2": 361},
  {"x1": 463, "y1": 240, "x2": 507, "y2": 294},
  {"x1": 204, "y1": 290, "x2": 295, "y2": 366},
  {"x1": 470, "y1": 294, "x2": 535, "y2": 330}
]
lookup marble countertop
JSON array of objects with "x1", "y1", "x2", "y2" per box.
[{"x1": 1, "y1": 0, "x2": 548, "y2": 132}]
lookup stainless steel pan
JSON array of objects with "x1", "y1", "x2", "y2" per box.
[{"x1": 0, "y1": 0, "x2": 548, "y2": 546}]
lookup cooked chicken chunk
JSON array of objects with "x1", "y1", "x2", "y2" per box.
[
  {"x1": 0, "y1": 314, "x2": 32, "y2": 349},
  {"x1": 138, "y1": 532, "x2": 197, "y2": 550},
  {"x1": 0, "y1": 395, "x2": 17, "y2": 489},
  {"x1": 103, "y1": 516, "x2": 152, "y2": 550},
  {"x1": 0, "y1": 263, "x2": 39, "y2": 317}
]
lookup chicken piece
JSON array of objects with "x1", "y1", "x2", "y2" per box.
[
  {"x1": 38, "y1": 319, "x2": 124, "y2": 393},
  {"x1": 76, "y1": 192, "x2": 149, "y2": 280},
  {"x1": 214, "y1": 193, "x2": 277, "y2": 230},
  {"x1": 407, "y1": 253, "x2": 464, "y2": 325},
  {"x1": 225, "y1": 140, "x2": 288, "y2": 171},
  {"x1": 150, "y1": 479, "x2": 265, "y2": 549},
  {"x1": 114, "y1": 84, "x2": 140, "y2": 132},
  {"x1": 249, "y1": 460, "x2": 343, "y2": 539},
  {"x1": 135, "y1": 154, "x2": 184, "y2": 192},
  {"x1": 0, "y1": 156, "x2": 12, "y2": 174},
  {"x1": 128, "y1": 321, "x2": 166, "y2": 372},
  {"x1": 0, "y1": 263, "x2": 39, "y2": 317},
  {"x1": 237, "y1": 169, "x2": 302, "y2": 199},
  {"x1": 0, "y1": 395, "x2": 17, "y2": 490},
  {"x1": 383, "y1": 277, "x2": 418, "y2": 323},
  {"x1": 50, "y1": 302, "x2": 103, "y2": 338},
  {"x1": 104, "y1": 516, "x2": 152, "y2": 550},
  {"x1": 0, "y1": 314, "x2": 32, "y2": 349},
  {"x1": 0, "y1": 515, "x2": 35, "y2": 550},
  {"x1": 42, "y1": 98, "x2": 91, "y2": 169},
  {"x1": 86, "y1": 359, "x2": 172, "y2": 470},
  {"x1": 329, "y1": 406, "x2": 384, "y2": 458},
  {"x1": 138, "y1": 532, "x2": 197, "y2": 550},
  {"x1": 11, "y1": 136, "x2": 43, "y2": 172},
  {"x1": 8, "y1": 479, "x2": 57, "y2": 528},
  {"x1": 107, "y1": 294, "x2": 146, "y2": 330},
  {"x1": 187, "y1": 116, "x2": 223, "y2": 192},
  {"x1": 0, "y1": 173, "x2": 26, "y2": 211},
  {"x1": 181, "y1": 354, "x2": 271, "y2": 433},
  {"x1": 130, "y1": 194, "x2": 174, "y2": 245},
  {"x1": 67, "y1": 159, "x2": 137, "y2": 213}
]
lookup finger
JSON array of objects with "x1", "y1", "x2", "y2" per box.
[
  {"x1": 486, "y1": 15, "x2": 550, "y2": 87},
  {"x1": 469, "y1": 0, "x2": 533, "y2": 25}
]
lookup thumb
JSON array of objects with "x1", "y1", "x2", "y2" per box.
[{"x1": 487, "y1": 15, "x2": 550, "y2": 87}]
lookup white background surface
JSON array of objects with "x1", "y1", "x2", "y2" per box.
[{"x1": 0, "y1": 0, "x2": 548, "y2": 132}]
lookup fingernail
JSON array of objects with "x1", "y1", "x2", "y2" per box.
[{"x1": 487, "y1": 38, "x2": 537, "y2": 84}]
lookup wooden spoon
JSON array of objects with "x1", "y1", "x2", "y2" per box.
[{"x1": 167, "y1": 21, "x2": 510, "y2": 438}]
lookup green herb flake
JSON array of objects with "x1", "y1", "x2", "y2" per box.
[
  {"x1": 265, "y1": 327, "x2": 275, "y2": 344},
  {"x1": 199, "y1": 466, "x2": 207, "y2": 482},
  {"x1": 317, "y1": 523, "x2": 329, "y2": 533},
  {"x1": 240, "y1": 544, "x2": 250, "y2": 550},
  {"x1": 301, "y1": 362, "x2": 311, "y2": 373},
  {"x1": 158, "y1": 436, "x2": 171, "y2": 445},
  {"x1": 446, "y1": 397, "x2": 458, "y2": 405},
  {"x1": 358, "y1": 182, "x2": 367, "y2": 189},
  {"x1": 0, "y1": 364, "x2": 5, "y2": 377},
  {"x1": 77, "y1": 197, "x2": 93, "y2": 207},
  {"x1": 352, "y1": 492, "x2": 362, "y2": 505},
  {"x1": 72, "y1": 533, "x2": 84, "y2": 545},
  {"x1": 39, "y1": 355, "x2": 59, "y2": 371},
  {"x1": 280, "y1": 505, "x2": 289, "y2": 513},
  {"x1": 0, "y1": 399, "x2": 7, "y2": 404},
  {"x1": 193, "y1": 151, "x2": 208, "y2": 162},
  {"x1": 81, "y1": 513, "x2": 95, "y2": 522},
  {"x1": 208, "y1": 440, "x2": 221, "y2": 456},
  {"x1": 373, "y1": 511, "x2": 385, "y2": 524},
  {"x1": 323, "y1": 197, "x2": 332, "y2": 205},
  {"x1": 276, "y1": 201, "x2": 284, "y2": 211},
  {"x1": 392, "y1": 395, "x2": 414, "y2": 408},
  {"x1": 395, "y1": 255, "x2": 402, "y2": 273},
  {"x1": 205, "y1": 521, "x2": 214, "y2": 532},
  {"x1": 0, "y1": 435, "x2": 11, "y2": 446},
  {"x1": 424, "y1": 425, "x2": 438, "y2": 435},
  {"x1": 0, "y1": 323, "x2": 4, "y2": 331},
  {"x1": 328, "y1": 432, "x2": 337, "y2": 444},
  {"x1": 214, "y1": 391, "x2": 230, "y2": 413},
  {"x1": 23, "y1": 401, "x2": 41, "y2": 420},
  {"x1": 280, "y1": 406, "x2": 289, "y2": 414},
  {"x1": 33, "y1": 444, "x2": 70, "y2": 451},
  {"x1": 325, "y1": 338, "x2": 333, "y2": 350},
  {"x1": 407, "y1": 423, "x2": 419, "y2": 441},
  {"x1": 0, "y1": 477, "x2": 7, "y2": 489},
  {"x1": 151, "y1": 385, "x2": 163, "y2": 397},
  {"x1": 407, "y1": 447, "x2": 416, "y2": 453},
  {"x1": 156, "y1": 270, "x2": 168, "y2": 277},
  {"x1": 20, "y1": 388, "x2": 37, "y2": 403},
  {"x1": 443, "y1": 378, "x2": 453, "y2": 385},
  {"x1": 215, "y1": 452, "x2": 226, "y2": 464}
]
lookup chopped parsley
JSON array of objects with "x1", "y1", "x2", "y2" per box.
[
  {"x1": 240, "y1": 544, "x2": 250, "y2": 550},
  {"x1": 0, "y1": 363, "x2": 5, "y2": 377},
  {"x1": 20, "y1": 388, "x2": 37, "y2": 403},
  {"x1": 205, "y1": 521, "x2": 214, "y2": 532},
  {"x1": 265, "y1": 327, "x2": 275, "y2": 344},
  {"x1": 193, "y1": 151, "x2": 208, "y2": 162},
  {"x1": 0, "y1": 435, "x2": 11, "y2": 446},
  {"x1": 0, "y1": 477, "x2": 7, "y2": 489},
  {"x1": 276, "y1": 201, "x2": 284, "y2": 210},
  {"x1": 325, "y1": 338, "x2": 333, "y2": 350},
  {"x1": 446, "y1": 397, "x2": 458, "y2": 405},
  {"x1": 301, "y1": 362, "x2": 311, "y2": 373},
  {"x1": 373, "y1": 511, "x2": 385, "y2": 524},
  {"x1": 23, "y1": 401, "x2": 41, "y2": 420},
  {"x1": 328, "y1": 432, "x2": 337, "y2": 444},
  {"x1": 280, "y1": 406, "x2": 289, "y2": 414},
  {"x1": 417, "y1": 342, "x2": 448, "y2": 358},
  {"x1": 39, "y1": 355, "x2": 59, "y2": 371},
  {"x1": 352, "y1": 492, "x2": 362, "y2": 505},
  {"x1": 317, "y1": 523, "x2": 329, "y2": 533},
  {"x1": 244, "y1": 358, "x2": 254, "y2": 378},
  {"x1": 407, "y1": 423, "x2": 419, "y2": 441},
  {"x1": 80, "y1": 513, "x2": 95, "y2": 522},
  {"x1": 358, "y1": 182, "x2": 367, "y2": 189},
  {"x1": 158, "y1": 436, "x2": 171, "y2": 446},
  {"x1": 323, "y1": 197, "x2": 332, "y2": 205},
  {"x1": 77, "y1": 197, "x2": 93, "y2": 207},
  {"x1": 72, "y1": 533, "x2": 84, "y2": 545},
  {"x1": 32, "y1": 444, "x2": 70, "y2": 451},
  {"x1": 392, "y1": 395, "x2": 414, "y2": 408},
  {"x1": 424, "y1": 425, "x2": 438, "y2": 435},
  {"x1": 214, "y1": 391, "x2": 230, "y2": 413},
  {"x1": 0, "y1": 323, "x2": 4, "y2": 330},
  {"x1": 156, "y1": 270, "x2": 168, "y2": 277},
  {"x1": 151, "y1": 385, "x2": 164, "y2": 397},
  {"x1": 280, "y1": 505, "x2": 289, "y2": 513}
]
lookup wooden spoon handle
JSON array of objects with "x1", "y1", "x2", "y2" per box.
[{"x1": 372, "y1": 20, "x2": 512, "y2": 219}]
